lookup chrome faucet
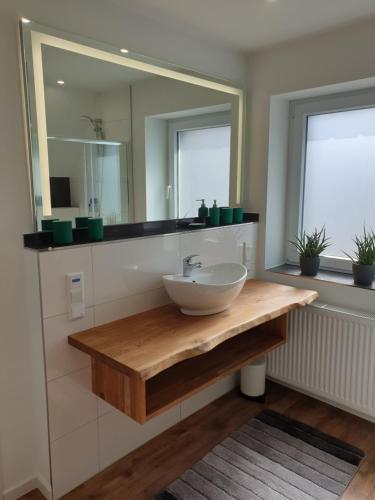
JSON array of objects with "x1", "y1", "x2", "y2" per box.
[{"x1": 183, "y1": 254, "x2": 202, "y2": 277}]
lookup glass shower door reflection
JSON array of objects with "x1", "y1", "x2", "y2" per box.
[
  {"x1": 85, "y1": 142, "x2": 129, "y2": 224},
  {"x1": 46, "y1": 137, "x2": 130, "y2": 227}
]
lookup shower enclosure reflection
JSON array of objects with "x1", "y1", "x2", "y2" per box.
[
  {"x1": 80, "y1": 115, "x2": 105, "y2": 140},
  {"x1": 46, "y1": 137, "x2": 129, "y2": 226}
]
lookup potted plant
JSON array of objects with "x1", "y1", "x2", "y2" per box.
[
  {"x1": 344, "y1": 228, "x2": 375, "y2": 287},
  {"x1": 290, "y1": 227, "x2": 331, "y2": 276}
]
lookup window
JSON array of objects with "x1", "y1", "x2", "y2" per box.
[
  {"x1": 177, "y1": 126, "x2": 230, "y2": 218},
  {"x1": 287, "y1": 90, "x2": 375, "y2": 272},
  {"x1": 169, "y1": 112, "x2": 231, "y2": 219}
]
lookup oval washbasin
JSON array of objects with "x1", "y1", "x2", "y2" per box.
[{"x1": 163, "y1": 262, "x2": 248, "y2": 316}]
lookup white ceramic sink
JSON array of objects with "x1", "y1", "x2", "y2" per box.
[{"x1": 163, "y1": 262, "x2": 247, "y2": 316}]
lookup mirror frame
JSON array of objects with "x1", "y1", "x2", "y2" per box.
[{"x1": 19, "y1": 19, "x2": 245, "y2": 228}]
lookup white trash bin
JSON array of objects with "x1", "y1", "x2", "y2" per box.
[{"x1": 240, "y1": 356, "x2": 266, "y2": 401}]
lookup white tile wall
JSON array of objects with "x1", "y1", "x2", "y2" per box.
[
  {"x1": 98, "y1": 405, "x2": 180, "y2": 470},
  {"x1": 98, "y1": 397, "x2": 114, "y2": 417},
  {"x1": 180, "y1": 373, "x2": 238, "y2": 420},
  {"x1": 50, "y1": 420, "x2": 99, "y2": 499},
  {"x1": 47, "y1": 368, "x2": 98, "y2": 441},
  {"x1": 94, "y1": 288, "x2": 170, "y2": 326},
  {"x1": 44, "y1": 309, "x2": 93, "y2": 381},
  {"x1": 180, "y1": 224, "x2": 257, "y2": 274},
  {"x1": 39, "y1": 247, "x2": 94, "y2": 318},
  {"x1": 92, "y1": 235, "x2": 180, "y2": 304},
  {"x1": 38, "y1": 223, "x2": 258, "y2": 498},
  {"x1": 180, "y1": 227, "x2": 238, "y2": 266}
]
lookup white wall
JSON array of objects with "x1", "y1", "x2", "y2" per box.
[
  {"x1": 145, "y1": 117, "x2": 169, "y2": 220},
  {"x1": 45, "y1": 85, "x2": 132, "y2": 142},
  {"x1": 45, "y1": 86, "x2": 97, "y2": 140},
  {"x1": 37, "y1": 223, "x2": 257, "y2": 498},
  {"x1": 0, "y1": 0, "x2": 246, "y2": 496},
  {"x1": 247, "y1": 16, "x2": 375, "y2": 312},
  {"x1": 95, "y1": 87, "x2": 131, "y2": 142},
  {"x1": 0, "y1": 7, "x2": 39, "y2": 499},
  {"x1": 23, "y1": 251, "x2": 51, "y2": 500}
]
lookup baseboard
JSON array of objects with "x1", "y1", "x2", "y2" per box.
[
  {"x1": 267, "y1": 376, "x2": 375, "y2": 424},
  {"x1": 35, "y1": 475, "x2": 52, "y2": 500},
  {"x1": 3, "y1": 475, "x2": 52, "y2": 500}
]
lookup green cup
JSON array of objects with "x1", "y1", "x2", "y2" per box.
[
  {"x1": 41, "y1": 218, "x2": 59, "y2": 231},
  {"x1": 220, "y1": 207, "x2": 233, "y2": 225},
  {"x1": 52, "y1": 221, "x2": 73, "y2": 245},
  {"x1": 75, "y1": 216, "x2": 91, "y2": 228},
  {"x1": 233, "y1": 207, "x2": 244, "y2": 224},
  {"x1": 88, "y1": 218, "x2": 104, "y2": 241}
]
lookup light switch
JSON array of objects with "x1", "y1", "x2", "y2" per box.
[{"x1": 66, "y1": 273, "x2": 85, "y2": 319}]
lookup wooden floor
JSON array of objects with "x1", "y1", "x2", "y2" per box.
[{"x1": 22, "y1": 382, "x2": 375, "y2": 500}]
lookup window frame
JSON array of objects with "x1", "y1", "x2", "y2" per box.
[
  {"x1": 286, "y1": 88, "x2": 375, "y2": 273},
  {"x1": 168, "y1": 112, "x2": 231, "y2": 218}
]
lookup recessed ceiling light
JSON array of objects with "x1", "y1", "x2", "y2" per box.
[
  {"x1": 57, "y1": 80, "x2": 65, "y2": 85},
  {"x1": 21, "y1": 17, "x2": 31, "y2": 23},
  {"x1": 120, "y1": 48, "x2": 129, "y2": 54}
]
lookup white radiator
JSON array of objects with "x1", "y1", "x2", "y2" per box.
[{"x1": 267, "y1": 303, "x2": 375, "y2": 421}]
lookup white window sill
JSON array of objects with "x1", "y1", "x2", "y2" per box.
[{"x1": 269, "y1": 263, "x2": 375, "y2": 291}]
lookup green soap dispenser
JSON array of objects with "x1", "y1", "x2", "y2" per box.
[
  {"x1": 196, "y1": 199, "x2": 209, "y2": 219},
  {"x1": 209, "y1": 200, "x2": 220, "y2": 226}
]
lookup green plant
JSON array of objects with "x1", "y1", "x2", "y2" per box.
[
  {"x1": 290, "y1": 227, "x2": 331, "y2": 258},
  {"x1": 344, "y1": 228, "x2": 375, "y2": 265}
]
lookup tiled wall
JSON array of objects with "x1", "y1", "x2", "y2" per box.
[{"x1": 38, "y1": 223, "x2": 257, "y2": 498}]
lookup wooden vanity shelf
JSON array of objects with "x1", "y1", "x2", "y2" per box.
[{"x1": 69, "y1": 280, "x2": 318, "y2": 423}]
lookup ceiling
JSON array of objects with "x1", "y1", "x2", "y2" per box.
[
  {"x1": 108, "y1": 0, "x2": 375, "y2": 52},
  {"x1": 42, "y1": 46, "x2": 152, "y2": 92}
]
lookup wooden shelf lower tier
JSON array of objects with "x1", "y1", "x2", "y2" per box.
[
  {"x1": 91, "y1": 315, "x2": 287, "y2": 423},
  {"x1": 146, "y1": 323, "x2": 285, "y2": 418}
]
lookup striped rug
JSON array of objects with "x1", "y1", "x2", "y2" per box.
[{"x1": 156, "y1": 409, "x2": 364, "y2": 500}]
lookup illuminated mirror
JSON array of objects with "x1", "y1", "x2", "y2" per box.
[{"x1": 20, "y1": 21, "x2": 245, "y2": 229}]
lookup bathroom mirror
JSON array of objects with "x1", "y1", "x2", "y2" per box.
[{"x1": 20, "y1": 21, "x2": 245, "y2": 230}]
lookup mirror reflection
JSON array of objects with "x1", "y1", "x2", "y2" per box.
[{"x1": 23, "y1": 29, "x2": 243, "y2": 229}]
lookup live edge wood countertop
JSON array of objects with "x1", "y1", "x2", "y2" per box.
[{"x1": 68, "y1": 280, "x2": 318, "y2": 381}]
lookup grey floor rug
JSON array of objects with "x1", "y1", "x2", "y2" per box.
[{"x1": 155, "y1": 409, "x2": 364, "y2": 500}]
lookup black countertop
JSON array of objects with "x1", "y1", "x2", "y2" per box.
[{"x1": 24, "y1": 213, "x2": 259, "y2": 250}]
